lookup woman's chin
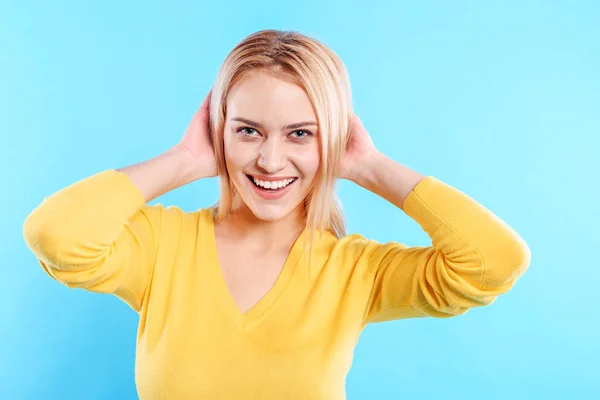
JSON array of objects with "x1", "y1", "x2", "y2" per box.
[
  {"x1": 248, "y1": 202, "x2": 295, "y2": 222},
  {"x1": 233, "y1": 181, "x2": 307, "y2": 223}
]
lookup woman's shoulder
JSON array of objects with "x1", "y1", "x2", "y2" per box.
[
  {"x1": 141, "y1": 203, "x2": 213, "y2": 216},
  {"x1": 136, "y1": 204, "x2": 214, "y2": 235},
  {"x1": 330, "y1": 231, "x2": 410, "y2": 260}
]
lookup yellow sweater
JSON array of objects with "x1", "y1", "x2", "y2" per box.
[{"x1": 23, "y1": 170, "x2": 530, "y2": 399}]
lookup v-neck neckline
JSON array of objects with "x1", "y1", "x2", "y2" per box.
[{"x1": 202, "y1": 208, "x2": 305, "y2": 330}]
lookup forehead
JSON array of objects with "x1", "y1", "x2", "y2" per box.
[{"x1": 226, "y1": 70, "x2": 317, "y2": 128}]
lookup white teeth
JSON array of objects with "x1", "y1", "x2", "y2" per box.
[{"x1": 252, "y1": 177, "x2": 295, "y2": 190}]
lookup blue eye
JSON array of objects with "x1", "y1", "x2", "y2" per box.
[
  {"x1": 239, "y1": 127, "x2": 258, "y2": 136},
  {"x1": 290, "y1": 130, "x2": 311, "y2": 138}
]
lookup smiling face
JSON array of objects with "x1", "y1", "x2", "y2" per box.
[{"x1": 223, "y1": 70, "x2": 321, "y2": 223}]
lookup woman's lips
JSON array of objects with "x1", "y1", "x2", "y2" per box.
[{"x1": 246, "y1": 174, "x2": 298, "y2": 200}]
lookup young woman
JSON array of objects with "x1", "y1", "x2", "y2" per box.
[{"x1": 23, "y1": 30, "x2": 531, "y2": 399}]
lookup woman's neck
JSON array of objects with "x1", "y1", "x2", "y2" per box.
[{"x1": 215, "y1": 204, "x2": 305, "y2": 253}]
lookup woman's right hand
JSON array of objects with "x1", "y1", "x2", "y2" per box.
[
  {"x1": 116, "y1": 91, "x2": 218, "y2": 202},
  {"x1": 174, "y1": 91, "x2": 217, "y2": 180}
]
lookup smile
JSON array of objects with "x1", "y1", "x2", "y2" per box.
[{"x1": 246, "y1": 175, "x2": 298, "y2": 199}]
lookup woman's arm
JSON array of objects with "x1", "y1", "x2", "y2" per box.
[
  {"x1": 23, "y1": 94, "x2": 215, "y2": 311},
  {"x1": 341, "y1": 112, "x2": 425, "y2": 207},
  {"x1": 116, "y1": 146, "x2": 202, "y2": 203},
  {"x1": 347, "y1": 151, "x2": 426, "y2": 211},
  {"x1": 118, "y1": 92, "x2": 216, "y2": 202},
  {"x1": 341, "y1": 113, "x2": 530, "y2": 322},
  {"x1": 23, "y1": 167, "x2": 173, "y2": 312}
]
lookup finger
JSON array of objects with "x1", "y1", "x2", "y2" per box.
[
  {"x1": 350, "y1": 113, "x2": 364, "y2": 131},
  {"x1": 194, "y1": 90, "x2": 212, "y2": 122},
  {"x1": 200, "y1": 90, "x2": 212, "y2": 110}
]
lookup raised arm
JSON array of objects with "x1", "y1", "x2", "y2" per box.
[
  {"x1": 23, "y1": 93, "x2": 215, "y2": 312},
  {"x1": 341, "y1": 114, "x2": 531, "y2": 322}
]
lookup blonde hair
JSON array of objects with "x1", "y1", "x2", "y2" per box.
[{"x1": 209, "y1": 29, "x2": 352, "y2": 239}]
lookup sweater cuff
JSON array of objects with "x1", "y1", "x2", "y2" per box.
[{"x1": 403, "y1": 176, "x2": 473, "y2": 234}]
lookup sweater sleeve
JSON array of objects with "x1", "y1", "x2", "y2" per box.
[
  {"x1": 23, "y1": 169, "x2": 171, "y2": 312},
  {"x1": 361, "y1": 176, "x2": 531, "y2": 323}
]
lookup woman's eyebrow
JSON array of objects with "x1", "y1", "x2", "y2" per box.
[{"x1": 230, "y1": 117, "x2": 317, "y2": 130}]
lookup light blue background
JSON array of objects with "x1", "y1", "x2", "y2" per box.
[{"x1": 2, "y1": 1, "x2": 599, "y2": 399}]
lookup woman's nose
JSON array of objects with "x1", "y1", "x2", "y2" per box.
[{"x1": 258, "y1": 140, "x2": 286, "y2": 173}]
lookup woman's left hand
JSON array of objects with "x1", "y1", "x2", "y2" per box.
[{"x1": 340, "y1": 112, "x2": 378, "y2": 181}]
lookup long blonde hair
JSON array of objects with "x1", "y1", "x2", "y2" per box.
[{"x1": 209, "y1": 29, "x2": 352, "y2": 239}]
